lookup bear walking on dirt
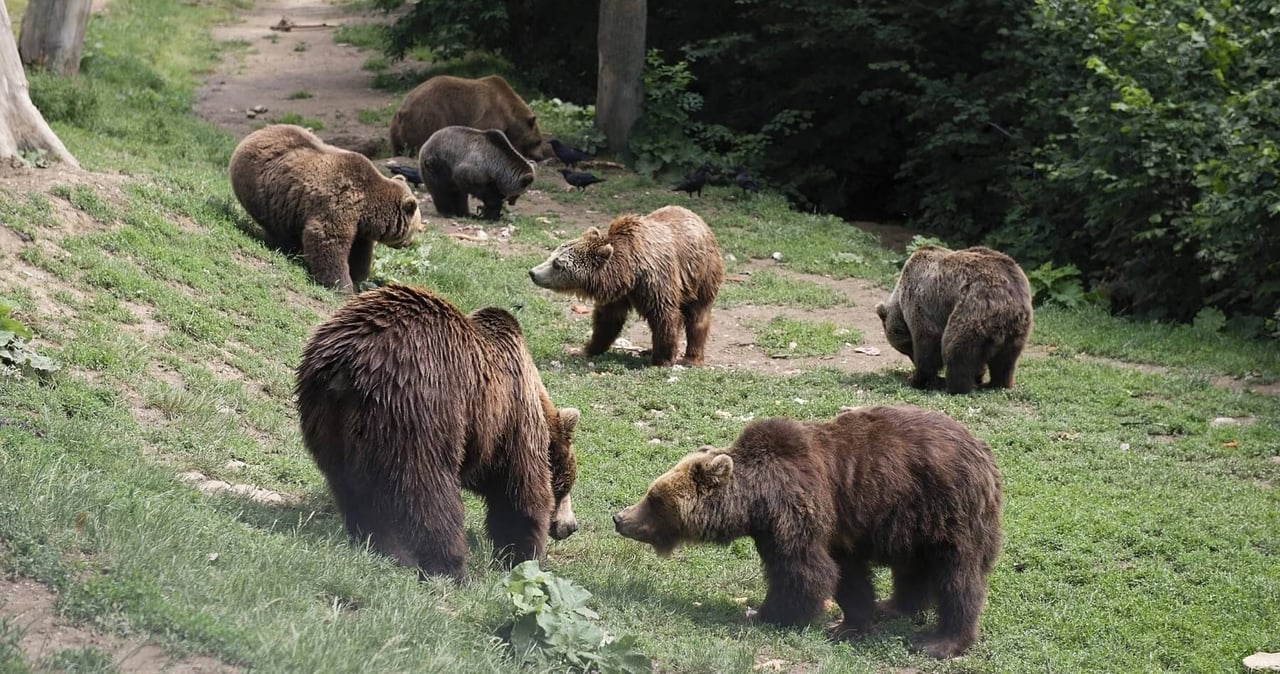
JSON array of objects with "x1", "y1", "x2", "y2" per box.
[
  {"x1": 228, "y1": 124, "x2": 421, "y2": 292},
  {"x1": 613, "y1": 405, "x2": 1003, "y2": 659},
  {"x1": 527, "y1": 205, "x2": 724, "y2": 366},
  {"x1": 418, "y1": 126, "x2": 536, "y2": 221},
  {"x1": 296, "y1": 284, "x2": 581, "y2": 581},
  {"x1": 875, "y1": 245, "x2": 1033, "y2": 394},
  {"x1": 389, "y1": 75, "x2": 549, "y2": 160}
]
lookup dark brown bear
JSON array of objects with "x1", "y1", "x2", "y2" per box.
[
  {"x1": 296, "y1": 283, "x2": 581, "y2": 581},
  {"x1": 389, "y1": 75, "x2": 549, "y2": 160},
  {"x1": 527, "y1": 206, "x2": 724, "y2": 366},
  {"x1": 418, "y1": 126, "x2": 536, "y2": 220},
  {"x1": 613, "y1": 405, "x2": 1003, "y2": 659},
  {"x1": 228, "y1": 124, "x2": 421, "y2": 292},
  {"x1": 875, "y1": 245, "x2": 1033, "y2": 394}
]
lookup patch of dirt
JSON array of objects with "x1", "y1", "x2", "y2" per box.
[
  {"x1": 196, "y1": 0, "x2": 405, "y2": 152},
  {"x1": 0, "y1": 576, "x2": 238, "y2": 673}
]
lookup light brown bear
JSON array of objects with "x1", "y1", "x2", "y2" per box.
[
  {"x1": 228, "y1": 124, "x2": 421, "y2": 292},
  {"x1": 613, "y1": 405, "x2": 1003, "y2": 659},
  {"x1": 297, "y1": 283, "x2": 580, "y2": 582},
  {"x1": 528, "y1": 206, "x2": 724, "y2": 366},
  {"x1": 418, "y1": 126, "x2": 536, "y2": 221},
  {"x1": 875, "y1": 245, "x2": 1033, "y2": 394},
  {"x1": 389, "y1": 75, "x2": 549, "y2": 160}
]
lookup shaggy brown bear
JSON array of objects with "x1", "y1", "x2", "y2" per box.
[
  {"x1": 613, "y1": 405, "x2": 1003, "y2": 659},
  {"x1": 527, "y1": 206, "x2": 724, "y2": 366},
  {"x1": 875, "y1": 245, "x2": 1033, "y2": 394},
  {"x1": 389, "y1": 75, "x2": 549, "y2": 160},
  {"x1": 296, "y1": 283, "x2": 581, "y2": 581},
  {"x1": 418, "y1": 126, "x2": 536, "y2": 220},
  {"x1": 228, "y1": 124, "x2": 421, "y2": 292}
]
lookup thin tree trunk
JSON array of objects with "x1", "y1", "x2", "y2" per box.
[
  {"x1": 596, "y1": 0, "x2": 645, "y2": 156},
  {"x1": 19, "y1": 0, "x2": 93, "y2": 76},
  {"x1": 0, "y1": 3, "x2": 79, "y2": 167}
]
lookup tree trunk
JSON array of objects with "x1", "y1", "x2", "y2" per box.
[
  {"x1": 19, "y1": 0, "x2": 92, "y2": 76},
  {"x1": 0, "y1": 3, "x2": 79, "y2": 167},
  {"x1": 596, "y1": 0, "x2": 645, "y2": 156}
]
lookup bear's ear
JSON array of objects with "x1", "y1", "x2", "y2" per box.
[
  {"x1": 694, "y1": 453, "x2": 733, "y2": 487},
  {"x1": 583, "y1": 226, "x2": 601, "y2": 240},
  {"x1": 558, "y1": 407, "x2": 580, "y2": 434},
  {"x1": 595, "y1": 244, "x2": 614, "y2": 260},
  {"x1": 874, "y1": 302, "x2": 887, "y2": 320},
  {"x1": 697, "y1": 444, "x2": 716, "y2": 453},
  {"x1": 390, "y1": 174, "x2": 407, "y2": 183},
  {"x1": 527, "y1": 115, "x2": 537, "y2": 127},
  {"x1": 401, "y1": 196, "x2": 418, "y2": 215}
]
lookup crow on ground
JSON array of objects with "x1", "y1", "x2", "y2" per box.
[
  {"x1": 733, "y1": 168, "x2": 761, "y2": 196},
  {"x1": 672, "y1": 167, "x2": 709, "y2": 197},
  {"x1": 387, "y1": 164, "x2": 422, "y2": 187},
  {"x1": 550, "y1": 139, "x2": 595, "y2": 169},
  {"x1": 560, "y1": 168, "x2": 605, "y2": 192}
]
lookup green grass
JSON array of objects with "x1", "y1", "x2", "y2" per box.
[
  {"x1": 0, "y1": 0, "x2": 1277, "y2": 672},
  {"x1": 270, "y1": 112, "x2": 325, "y2": 131},
  {"x1": 749, "y1": 316, "x2": 860, "y2": 357},
  {"x1": 355, "y1": 104, "x2": 396, "y2": 127},
  {"x1": 332, "y1": 22, "x2": 389, "y2": 51},
  {"x1": 286, "y1": 90, "x2": 313, "y2": 100}
]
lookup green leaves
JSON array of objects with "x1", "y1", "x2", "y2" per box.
[
  {"x1": 0, "y1": 302, "x2": 60, "y2": 377},
  {"x1": 499, "y1": 561, "x2": 650, "y2": 674}
]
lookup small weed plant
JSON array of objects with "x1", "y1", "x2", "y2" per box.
[
  {"x1": 0, "y1": 301, "x2": 59, "y2": 378},
  {"x1": 499, "y1": 561, "x2": 650, "y2": 674},
  {"x1": 1025, "y1": 261, "x2": 1087, "y2": 309}
]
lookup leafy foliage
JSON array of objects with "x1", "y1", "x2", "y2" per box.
[
  {"x1": 1025, "y1": 262, "x2": 1087, "y2": 309},
  {"x1": 499, "y1": 561, "x2": 650, "y2": 674},
  {"x1": 529, "y1": 99, "x2": 605, "y2": 154},
  {"x1": 0, "y1": 301, "x2": 60, "y2": 378}
]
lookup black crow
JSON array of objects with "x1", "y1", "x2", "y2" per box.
[
  {"x1": 561, "y1": 168, "x2": 605, "y2": 191},
  {"x1": 733, "y1": 168, "x2": 761, "y2": 196},
  {"x1": 672, "y1": 167, "x2": 709, "y2": 197},
  {"x1": 387, "y1": 164, "x2": 422, "y2": 187},
  {"x1": 550, "y1": 139, "x2": 595, "y2": 169}
]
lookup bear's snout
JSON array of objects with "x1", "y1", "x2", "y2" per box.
[{"x1": 612, "y1": 512, "x2": 623, "y2": 528}]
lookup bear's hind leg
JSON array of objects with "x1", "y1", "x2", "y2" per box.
[
  {"x1": 907, "y1": 330, "x2": 944, "y2": 390},
  {"x1": 585, "y1": 299, "x2": 630, "y2": 357},
  {"x1": 679, "y1": 301, "x2": 713, "y2": 365},
  {"x1": 483, "y1": 492, "x2": 550, "y2": 568},
  {"x1": 984, "y1": 339, "x2": 1024, "y2": 389},
  {"x1": 645, "y1": 309, "x2": 683, "y2": 366},
  {"x1": 880, "y1": 558, "x2": 933, "y2": 617},
  {"x1": 399, "y1": 487, "x2": 469, "y2": 582},
  {"x1": 912, "y1": 551, "x2": 986, "y2": 658},
  {"x1": 301, "y1": 221, "x2": 356, "y2": 292}
]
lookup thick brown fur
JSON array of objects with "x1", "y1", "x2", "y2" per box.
[
  {"x1": 418, "y1": 126, "x2": 536, "y2": 221},
  {"x1": 389, "y1": 75, "x2": 549, "y2": 160},
  {"x1": 527, "y1": 206, "x2": 724, "y2": 366},
  {"x1": 613, "y1": 405, "x2": 1003, "y2": 659},
  {"x1": 296, "y1": 283, "x2": 581, "y2": 581},
  {"x1": 228, "y1": 124, "x2": 421, "y2": 292},
  {"x1": 875, "y1": 246, "x2": 1033, "y2": 394}
]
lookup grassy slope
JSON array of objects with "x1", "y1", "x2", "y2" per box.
[{"x1": 1, "y1": 1, "x2": 1278, "y2": 672}]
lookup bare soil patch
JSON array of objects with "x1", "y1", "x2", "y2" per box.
[{"x1": 0, "y1": 576, "x2": 238, "y2": 673}]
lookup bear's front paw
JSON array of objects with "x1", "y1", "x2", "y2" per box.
[
  {"x1": 910, "y1": 633, "x2": 971, "y2": 659},
  {"x1": 825, "y1": 619, "x2": 871, "y2": 641}
]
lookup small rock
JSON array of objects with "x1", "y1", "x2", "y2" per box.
[
  {"x1": 853, "y1": 346, "x2": 881, "y2": 356},
  {"x1": 1120, "y1": 442, "x2": 1131, "y2": 451},
  {"x1": 225, "y1": 459, "x2": 248, "y2": 471},
  {"x1": 1210, "y1": 417, "x2": 1239, "y2": 427},
  {"x1": 787, "y1": 341, "x2": 797, "y2": 350},
  {"x1": 793, "y1": 397, "x2": 807, "y2": 405},
  {"x1": 251, "y1": 104, "x2": 269, "y2": 114},
  {"x1": 770, "y1": 251, "x2": 783, "y2": 261},
  {"x1": 1244, "y1": 652, "x2": 1280, "y2": 671},
  {"x1": 207, "y1": 552, "x2": 219, "y2": 563},
  {"x1": 714, "y1": 410, "x2": 733, "y2": 419},
  {"x1": 570, "y1": 304, "x2": 591, "y2": 315},
  {"x1": 725, "y1": 253, "x2": 737, "y2": 262},
  {"x1": 548, "y1": 360, "x2": 562, "y2": 369},
  {"x1": 245, "y1": 111, "x2": 256, "y2": 119},
  {"x1": 648, "y1": 438, "x2": 662, "y2": 444}
]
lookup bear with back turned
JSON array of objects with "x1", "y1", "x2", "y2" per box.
[
  {"x1": 876, "y1": 245, "x2": 1033, "y2": 394},
  {"x1": 296, "y1": 284, "x2": 581, "y2": 581},
  {"x1": 389, "y1": 75, "x2": 549, "y2": 160},
  {"x1": 228, "y1": 124, "x2": 421, "y2": 292},
  {"x1": 527, "y1": 205, "x2": 724, "y2": 366},
  {"x1": 613, "y1": 405, "x2": 1003, "y2": 659},
  {"x1": 418, "y1": 126, "x2": 536, "y2": 221}
]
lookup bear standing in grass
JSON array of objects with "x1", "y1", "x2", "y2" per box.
[
  {"x1": 297, "y1": 284, "x2": 581, "y2": 581},
  {"x1": 528, "y1": 206, "x2": 724, "y2": 366},
  {"x1": 389, "y1": 75, "x2": 549, "y2": 160},
  {"x1": 229, "y1": 124, "x2": 421, "y2": 292},
  {"x1": 613, "y1": 405, "x2": 1003, "y2": 659},
  {"x1": 418, "y1": 126, "x2": 536, "y2": 220},
  {"x1": 876, "y1": 245, "x2": 1033, "y2": 394}
]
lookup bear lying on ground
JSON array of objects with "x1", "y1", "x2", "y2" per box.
[
  {"x1": 418, "y1": 126, "x2": 536, "y2": 221},
  {"x1": 228, "y1": 124, "x2": 421, "y2": 292},
  {"x1": 527, "y1": 205, "x2": 724, "y2": 366},
  {"x1": 876, "y1": 245, "x2": 1033, "y2": 394},
  {"x1": 389, "y1": 75, "x2": 549, "y2": 160},
  {"x1": 296, "y1": 283, "x2": 580, "y2": 581},
  {"x1": 613, "y1": 405, "x2": 1003, "y2": 659}
]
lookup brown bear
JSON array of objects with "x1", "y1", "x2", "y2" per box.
[
  {"x1": 875, "y1": 245, "x2": 1033, "y2": 394},
  {"x1": 296, "y1": 283, "x2": 581, "y2": 582},
  {"x1": 418, "y1": 126, "x2": 536, "y2": 221},
  {"x1": 389, "y1": 75, "x2": 549, "y2": 160},
  {"x1": 228, "y1": 124, "x2": 421, "y2": 292},
  {"x1": 527, "y1": 206, "x2": 724, "y2": 366},
  {"x1": 613, "y1": 405, "x2": 1003, "y2": 659}
]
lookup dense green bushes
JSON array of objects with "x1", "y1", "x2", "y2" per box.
[{"x1": 376, "y1": 0, "x2": 1279, "y2": 335}]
